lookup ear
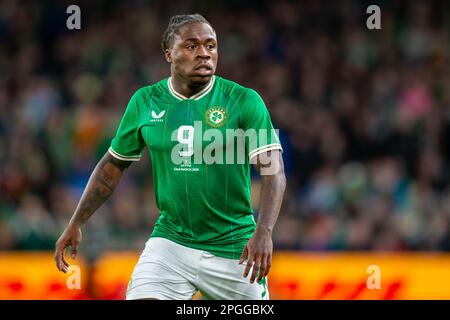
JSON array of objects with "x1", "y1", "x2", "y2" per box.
[{"x1": 165, "y1": 49, "x2": 172, "y2": 63}]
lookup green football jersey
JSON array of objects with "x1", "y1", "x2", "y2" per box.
[{"x1": 109, "y1": 76, "x2": 282, "y2": 259}]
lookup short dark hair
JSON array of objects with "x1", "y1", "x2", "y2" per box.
[{"x1": 161, "y1": 14, "x2": 214, "y2": 52}]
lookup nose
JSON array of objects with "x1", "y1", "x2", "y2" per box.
[{"x1": 196, "y1": 45, "x2": 210, "y2": 59}]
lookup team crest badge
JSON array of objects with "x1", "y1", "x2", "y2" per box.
[{"x1": 205, "y1": 107, "x2": 228, "y2": 127}]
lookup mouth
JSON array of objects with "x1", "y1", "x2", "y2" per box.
[
  {"x1": 194, "y1": 63, "x2": 213, "y2": 71},
  {"x1": 193, "y1": 64, "x2": 213, "y2": 77}
]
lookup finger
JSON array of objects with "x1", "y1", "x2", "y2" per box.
[
  {"x1": 250, "y1": 256, "x2": 261, "y2": 284},
  {"x1": 55, "y1": 245, "x2": 67, "y2": 272},
  {"x1": 61, "y1": 261, "x2": 68, "y2": 273},
  {"x1": 57, "y1": 245, "x2": 70, "y2": 273},
  {"x1": 58, "y1": 253, "x2": 69, "y2": 273},
  {"x1": 71, "y1": 241, "x2": 79, "y2": 260},
  {"x1": 264, "y1": 254, "x2": 272, "y2": 278},
  {"x1": 54, "y1": 247, "x2": 61, "y2": 271},
  {"x1": 55, "y1": 255, "x2": 61, "y2": 272},
  {"x1": 256, "y1": 254, "x2": 268, "y2": 283},
  {"x1": 61, "y1": 250, "x2": 69, "y2": 268},
  {"x1": 243, "y1": 254, "x2": 255, "y2": 278},
  {"x1": 239, "y1": 246, "x2": 248, "y2": 264},
  {"x1": 55, "y1": 251, "x2": 68, "y2": 273}
]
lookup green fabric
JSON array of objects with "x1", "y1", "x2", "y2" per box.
[{"x1": 110, "y1": 76, "x2": 282, "y2": 259}]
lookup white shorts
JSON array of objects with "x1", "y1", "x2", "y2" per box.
[{"x1": 125, "y1": 237, "x2": 269, "y2": 300}]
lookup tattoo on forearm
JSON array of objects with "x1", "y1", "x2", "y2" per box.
[
  {"x1": 71, "y1": 153, "x2": 130, "y2": 226},
  {"x1": 253, "y1": 151, "x2": 286, "y2": 232},
  {"x1": 257, "y1": 171, "x2": 286, "y2": 232}
]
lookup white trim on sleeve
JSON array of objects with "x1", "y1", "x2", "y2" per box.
[
  {"x1": 108, "y1": 147, "x2": 142, "y2": 162},
  {"x1": 248, "y1": 143, "x2": 283, "y2": 160}
]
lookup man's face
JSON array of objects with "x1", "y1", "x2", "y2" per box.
[{"x1": 166, "y1": 22, "x2": 218, "y2": 86}]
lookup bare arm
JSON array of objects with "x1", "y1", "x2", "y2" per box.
[
  {"x1": 55, "y1": 151, "x2": 132, "y2": 273},
  {"x1": 252, "y1": 150, "x2": 286, "y2": 234},
  {"x1": 69, "y1": 152, "x2": 131, "y2": 226},
  {"x1": 240, "y1": 150, "x2": 286, "y2": 283}
]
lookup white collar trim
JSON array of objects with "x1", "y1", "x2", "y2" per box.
[{"x1": 168, "y1": 76, "x2": 215, "y2": 101}]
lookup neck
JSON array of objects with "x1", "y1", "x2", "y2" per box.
[{"x1": 170, "y1": 75, "x2": 212, "y2": 99}]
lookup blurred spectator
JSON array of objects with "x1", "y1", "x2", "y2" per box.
[{"x1": 0, "y1": 0, "x2": 449, "y2": 256}]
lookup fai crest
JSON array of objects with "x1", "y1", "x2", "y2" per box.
[{"x1": 205, "y1": 107, "x2": 228, "y2": 127}]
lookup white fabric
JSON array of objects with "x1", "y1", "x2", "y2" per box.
[{"x1": 126, "y1": 237, "x2": 269, "y2": 300}]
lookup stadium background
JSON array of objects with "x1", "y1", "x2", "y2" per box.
[{"x1": 0, "y1": 0, "x2": 449, "y2": 299}]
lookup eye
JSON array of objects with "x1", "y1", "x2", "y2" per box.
[
  {"x1": 207, "y1": 44, "x2": 216, "y2": 51},
  {"x1": 186, "y1": 44, "x2": 196, "y2": 50}
]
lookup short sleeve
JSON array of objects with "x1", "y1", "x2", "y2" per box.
[
  {"x1": 109, "y1": 89, "x2": 146, "y2": 161},
  {"x1": 240, "y1": 89, "x2": 282, "y2": 160}
]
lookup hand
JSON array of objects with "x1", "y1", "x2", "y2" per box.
[
  {"x1": 54, "y1": 226, "x2": 82, "y2": 273},
  {"x1": 239, "y1": 226, "x2": 273, "y2": 284}
]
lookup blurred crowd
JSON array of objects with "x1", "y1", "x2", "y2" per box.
[{"x1": 0, "y1": 0, "x2": 449, "y2": 259}]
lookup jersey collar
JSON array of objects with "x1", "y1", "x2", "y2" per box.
[{"x1": 168, "y1": 76, "x2": 215, "y2": 101}]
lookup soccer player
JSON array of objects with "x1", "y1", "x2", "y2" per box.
[{"x1": 55, "y1": 14, "x2": 286, "y2": 300}]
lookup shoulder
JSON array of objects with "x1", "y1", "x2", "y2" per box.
[
  {"x1": 129, "y1": 78, "x2": 169, "y2": 105},
  {"x1": 214, "y1": 76, "x2": 260, "y2": 101}
]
